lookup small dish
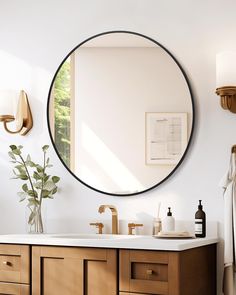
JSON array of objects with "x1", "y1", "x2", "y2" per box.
[{"x1": 153, "y1": 231, "x2": 195, "y2": 239}]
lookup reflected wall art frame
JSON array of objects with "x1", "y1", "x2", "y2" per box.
[
  {"x1": 145, "y1": 112, "x2": 188, "y2": 165},
  {"x1": 47, "y1": 30, "x2": 195, "y2": 197}
]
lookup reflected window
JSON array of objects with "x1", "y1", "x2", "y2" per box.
[{"x1": 51, "y1": 56, "x2": 74, "y2": 169}]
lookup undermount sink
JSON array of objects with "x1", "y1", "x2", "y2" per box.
[{"x1": 52, "y1": 234, "x2": 139, "y2": 240}]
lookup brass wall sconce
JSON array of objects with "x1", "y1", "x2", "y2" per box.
[
  {"x1": 216, "y1": 51, "x2": 236, "y2": 113},
  {"x1": 0, "y1": 90, "x2": 33, "y2": 135}
]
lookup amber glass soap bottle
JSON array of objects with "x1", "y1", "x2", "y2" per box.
[{"x1": 195, "y1": 200, "x2": 206, "y2": 238}]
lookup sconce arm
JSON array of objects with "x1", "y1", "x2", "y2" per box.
[
  {"x1": 0, "y1": 90, "x2": 33, "y2": 135},
  {"x1": 3, "y1": 119, "x2": 24, "y2": 134},
  {"x1": 216, "y1": 86, "x2": 236, "y2": 113}
]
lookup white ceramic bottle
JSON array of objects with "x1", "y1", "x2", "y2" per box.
[{"x1": 162, "y1": 207, "x2": 175, "y2": 231}]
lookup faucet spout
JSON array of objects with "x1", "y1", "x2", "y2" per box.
[{"x1": 98, "y1": 205, "x2": 119, "y2": 234}]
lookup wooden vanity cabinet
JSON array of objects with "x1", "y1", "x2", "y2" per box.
[
  {"x1": 0, "y1": 244, "x2": 30, "y2": 295},
  {"x1": 32, "y1": 246, "x2": 117, "y2": 295},
  {"x1": 0, "y1": 243, "x2": 216, "y2": 295},
  {"x1": 119, "y1": 244, "x2": 216, "y2": 295}
]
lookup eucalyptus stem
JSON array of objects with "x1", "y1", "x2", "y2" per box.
[
  {"x1": 19, "y1": 155, "x2": 37, "y2": 200},
  {"x1": 9, "y1": 145, "x2": 60, "y2": 234},
  {"x1": 40, "y1": 150, "x2": 46, "y2": 205}
]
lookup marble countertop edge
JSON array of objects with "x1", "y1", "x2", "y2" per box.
[{"x1": 0, "y1": 234, "x2": 219, "y2": 251}]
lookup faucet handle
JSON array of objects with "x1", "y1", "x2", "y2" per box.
[
  {"x1": 90, "y1": 222, "x2": 104, "y2": 234},
  {"x1": 128, "y1": 223, "x2": 143, "y2": 235}
]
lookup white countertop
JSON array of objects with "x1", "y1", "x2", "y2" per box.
[{"x1": 0, "y1": 234, "x2": 219, "y2": 251}]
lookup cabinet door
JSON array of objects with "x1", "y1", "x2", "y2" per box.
[
  {"x1": 32, "y1": 246, "x2": 117, "y2": 295},
  {"x1": 0, "y1": 282, "x2": 29, "y2": 295}
]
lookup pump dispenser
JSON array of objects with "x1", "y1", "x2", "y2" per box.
[
  {"x1": 195, "y1": 200, "x2": 206, "y2": 237},
  {"x1": 162, "y1": 207, "x2": 175, "y2": 231}
]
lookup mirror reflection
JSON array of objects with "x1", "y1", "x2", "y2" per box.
[{"x1": 48, "y1": 32, "x2": 194, "y2": 195}]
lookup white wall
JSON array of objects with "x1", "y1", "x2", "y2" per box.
[
  {"x1": 74, "y1": 46, "x2": 192, "y2": 193},
  {"x1": 0, "y1": 1, "x2": 235, "y2": 294}
]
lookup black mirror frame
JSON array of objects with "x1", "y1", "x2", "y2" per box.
[{"x1": 47, "y1": 30, "x2": 195, "y2": 197}]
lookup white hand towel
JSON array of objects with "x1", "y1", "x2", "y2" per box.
[{"x1": 219, "y1": 153, "x2": 236, "y2": 294}]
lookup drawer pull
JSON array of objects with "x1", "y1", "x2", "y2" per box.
[
  {"x1": 3, "y1": 261, "x2": 11, "y2": 266},
  {"x1": 146, "y1": 269, "x2": 154, "y2": 275}
]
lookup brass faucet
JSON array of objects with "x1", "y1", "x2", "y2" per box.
[{"x1": 98, "y1": 205, "x2": 119, "y2": 234}]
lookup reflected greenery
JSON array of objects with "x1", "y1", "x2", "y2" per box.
[{"x1": 54, "y1": 59, "x2": 71, "y2": 167}]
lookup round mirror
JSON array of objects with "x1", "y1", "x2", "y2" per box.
[{"x1": 47, "y1": 31, "x2": 194, "y2": 196}]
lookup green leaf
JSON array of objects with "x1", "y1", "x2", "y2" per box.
[
  {"x1": 46, "y1": 157, "x2": 50, "y2": 164},
  {"x1": 8, "y1": 152, "x2": 16, "y2": 160},
  {"x1": 28, "y1": 190, "x2": 38, "y2": 198},
  {"x1": 26, "y1": 161, "x2": 36, "y2": 167},
  {"x1": 42, "y1": 190, "x2": 50, "y2": 198},
  {"x1": 33, "y1": 172, "x2": 41, "y2": 180},
  {"x1": 44, "y1": 181, "x2": 56, "y2": 191},
  {"x1": 51, "y1": 187, "x2": 58, "y2": 195},
  {"x1": 52, "y1": 176, "x2": 60, "y2": 184},
  {"x1": 22, "y1": 183, "x2": 28, "y2": 192},
  {"x1": 33, "y1": 182, "x2": 42, "y2": 189},
  {"x1": 9, "y1": 145, "x2": 17, "y2": 151},
  {"x1": 44, "y1": 175, "x2": 50, "y2": 182},
  {"x1": 25, "y1": 155, "x2": 35, "y2": 167},
  {"x1": 42, "y1": 145, "x2": 49, "y2": 152},
  {"x1": 38, "y1": 172, "x2": 45, "y2": 179},
  {"x1": 17, "y1": 192, "x2": 28, "y2": 202},
  {"x1": 15, "y1": 165, "x2": 26, "y2": 175},
  {"x1": 19, "y1": 175, "x2": 28, "y2": 180},
  {"x1": 36, "y1": 165, "x2": 44, "y2": 173},
  {"x1": 12, "y1": 148, "x2": 21, "y2": 156},
  {"x1": 46, "y1": 164, "x2": 53, "y2": 168},
  {"x1": 15, "y1": 164, "x2": 24, "y2": 169}
]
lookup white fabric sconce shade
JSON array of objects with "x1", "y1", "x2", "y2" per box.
[
  {"x1": 216, "y1": 51, "x2": 236, "y2": 88},
  {"x1": 216, "y1": 51, "x2": 236, "y2": 113},
  {"x1": 0, "y1": 90, "x2": 17, "y2": 116}
]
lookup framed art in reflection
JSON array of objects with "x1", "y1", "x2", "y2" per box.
[{"x1": 145, "y1": 112, "x2": 187, "y2": 165}]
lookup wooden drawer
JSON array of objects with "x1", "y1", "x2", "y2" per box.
[
  {"x1": 0, "y1": 282, "x2": 29, "y2": 295},
  {"x1": 120, "y1": 250, "x2": 179, "y2": 295},
  {"x1": 0, "y1": 245, "x2": 30, "y2": 284}
]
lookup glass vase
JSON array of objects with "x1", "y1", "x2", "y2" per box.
[{"x1": 27, "y1": 204, "x2": 44, "y2": 234}]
